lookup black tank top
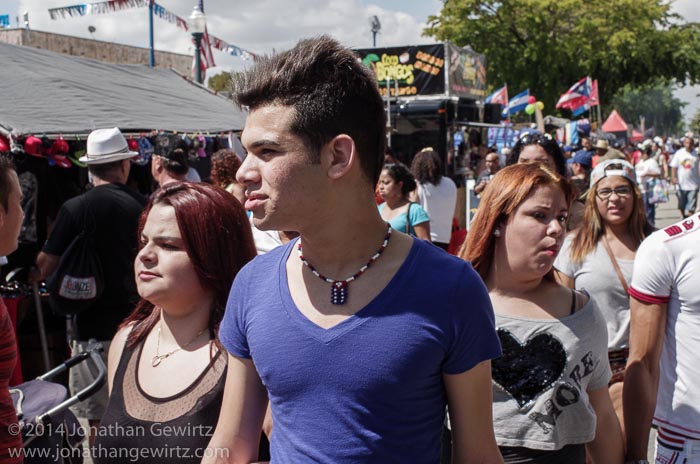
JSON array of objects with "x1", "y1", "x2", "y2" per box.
[{"x1": 93, "y1": 339, "x2": 226, "y2": 464}]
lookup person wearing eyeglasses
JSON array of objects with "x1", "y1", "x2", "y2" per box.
[
  {"x1": 507, "y1": 132, "x2": 568, "y2": 177},
  {"x1": 554, "y1": 160, "x2": 653, "y2": 438}
]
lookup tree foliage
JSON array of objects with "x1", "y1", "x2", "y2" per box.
[
  {"x1": 610, "y1": 81, "x2": 685, "y2": 136},
  {"x1": 207, "y1": 71, "x2": 235, "y2": 94},
  {"x1": 424, "y1": 0, "x2": 700, "y2": 113}
]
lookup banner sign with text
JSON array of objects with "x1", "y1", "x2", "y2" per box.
[
  {"x1": 355, "y1": 44, "x2": 447, "y2": 97},
  {"x1": 355, "y1": 43, "x2": 486, "y2": 100},
  {"x1": 445, "y1": 42, "x2": 486, "y2": 100}
]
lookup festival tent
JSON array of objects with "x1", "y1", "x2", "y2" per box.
[
  {"x1": 629, "y1": 130, "x2": 644, "y2": 142},
  {"x1": 0, "y1": 42, "x2": 246, "y2": 136},
  {"x1": 601, "y1": 110, "x2": 628, "y2": 133}
]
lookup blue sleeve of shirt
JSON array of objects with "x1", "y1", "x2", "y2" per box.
[
  {"x1": 443, "y1": 262, "x2": 502, "y2": 374},
  {"x1": 219, "y1": 260, "x2": 254, "y2": 359}
]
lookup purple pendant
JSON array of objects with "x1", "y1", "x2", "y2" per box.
[{"x1": 331, "y1": 281, "x2": 348, "y2": 305}]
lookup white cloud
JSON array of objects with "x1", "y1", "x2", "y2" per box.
[{"x1": 13, "y1": 0, "x2": 439, "y2": 73}]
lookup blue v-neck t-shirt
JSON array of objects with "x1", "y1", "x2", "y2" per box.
[{"x1": 220, "y1": 238, "x2": 501, "y2": 463}]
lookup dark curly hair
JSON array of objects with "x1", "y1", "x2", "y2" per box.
[
  {"x1": 383, "y1": 163, "x2": 417, "y2": 197},
  {"x1": 210, "y1": 149, "x2": 242, "y2": 188},
  {"x1": 410, "y1": 148, "x2": 443, "y2": 185},
  {"x1": 0, "y1": 155, "x2": 15, "y2": 211}
]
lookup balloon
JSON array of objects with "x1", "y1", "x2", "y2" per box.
[
  {"x1": 525, "y1": 104, "x2": 536, "y2": 115},
  {"x1": 527, "y1": 96, "x2": 536, "y2": 104},
  {"x1": 536, "y1": 101, "x2": 544, "y2": 111}
]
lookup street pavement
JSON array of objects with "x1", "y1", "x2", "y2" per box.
[{"x1": 653, "y1": 190, "x2": 683, "y2": 229}]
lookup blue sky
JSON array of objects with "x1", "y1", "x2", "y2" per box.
[{"x1": 3, "y1": 0, "x2": 699, "y2": 127}]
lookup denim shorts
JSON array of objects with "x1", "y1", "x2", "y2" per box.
[{"x1": 677, "y1": 189, "x2": 699, "y2": 215}]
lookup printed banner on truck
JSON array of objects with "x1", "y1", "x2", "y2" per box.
[{"x1": 355, "y1": 44, "x2": 447, "y2": 97}]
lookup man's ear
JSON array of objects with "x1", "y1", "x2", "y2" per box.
[{"x1": 325, "y1": 135, "x2": 355, "y2": 180}]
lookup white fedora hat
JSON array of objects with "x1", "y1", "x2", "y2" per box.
[{"x1": 79, "y1": 127, "x2": 138, "y2": 165}]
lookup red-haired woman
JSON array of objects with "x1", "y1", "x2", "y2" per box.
[
  {"x1": 460, "y1": 163, "x2": 623, "y2": 463},
  {"x1": 93, "y1": 182, "x2": 257, "y2": 464}
]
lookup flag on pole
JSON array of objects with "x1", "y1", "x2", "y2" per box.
[
  {"x1": 485, "y1": 85, "x2": 508, "y2": 106},
  {"x1": 571, "y1": 105, "x2": 589, "y2": 117},
  {"x1": 201, "y1": 26, "x2": 216, "y2": 70},
  {"x1": 556, "y1": 77, "x2": 592, "y2": 111},
  {"x1": 589, "y1": 79, "x2": 599, "y2": 107},
  {"x1": 502, "y1": 89, "x2": 530, "y2": 117},
  {"x1": 192, "y1": 26, "x2": 216, "y2": 81}
]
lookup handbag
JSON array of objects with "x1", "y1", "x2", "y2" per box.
[
  {"x1": 649, "y1": 178, "x2": 669, "y2": 204},
  {"x1": 46, "y1": 196, "x2": 104, "y2": 315}
]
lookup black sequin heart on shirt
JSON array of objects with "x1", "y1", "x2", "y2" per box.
[{"x1": 492, "y1": 329, "x2": 567, "y2": 408}]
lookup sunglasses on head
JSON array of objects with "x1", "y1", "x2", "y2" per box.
[{"x1": 517, "y1": 132, "x2": 555, "y2": 146}]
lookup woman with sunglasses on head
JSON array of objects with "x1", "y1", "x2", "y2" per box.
[
  {"x1": 508, "y1": 133, "x2": 568, "y2": 177},
  {"x1": 378, "y1": 163, "x2": 431, "y2": 240},
  {"x1": 93, "y1": 182, "x2": 258, "y2": 464},
  {"x1": 461, "y1": 163, "x2": 622, "y2": 464},
  {"x1": 554, "y1": 160, "x2": 653, "y2": 438}
]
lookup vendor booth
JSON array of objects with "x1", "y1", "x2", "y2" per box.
[
  {"x1": 0, "y1": 42, "x2": 247, "y2": 383},
  {"x1": 354, "y1": 42, "x2": 493, "y2": 174}
]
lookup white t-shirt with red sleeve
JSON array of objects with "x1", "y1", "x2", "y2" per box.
[{"x1": 628, "y1": 214, "x2": 700, "y2": 439}]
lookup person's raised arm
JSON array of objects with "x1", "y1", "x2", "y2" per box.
[
  {"x1": 202, "y1": 354, "x2": 268, "y2": 464},
  {"x1": 623, "y1": 298, "x2": 667, "y2": 461},
  {"x1": 586, "y1": 386, "x2": 624, "y2": 464},
  {"x1": 444, "y1": 360, "x2": 503, "y2": 464}
]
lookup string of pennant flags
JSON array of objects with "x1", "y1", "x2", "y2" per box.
[{"x1": 47, "y1": 0, "x2": 258, "y2": 61}]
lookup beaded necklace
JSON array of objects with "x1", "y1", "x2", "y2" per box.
[{"x1": 297, "y1": 224, "x2": 392, "y2": 305}]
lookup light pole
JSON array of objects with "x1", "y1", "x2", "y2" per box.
[
  {"x1": 369, "y1": 15, "x2": 381, "y2": 47},
  {"x1": 189, "y1": 6, "x2": 206, "y2": 84}
]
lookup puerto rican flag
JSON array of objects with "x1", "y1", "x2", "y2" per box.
[
  {"x1": 485, "y1": 85, "x2": 508, "y2": 106},
  {"x1": 556, "y1": 77, "x2": 592, "y2": 111}
]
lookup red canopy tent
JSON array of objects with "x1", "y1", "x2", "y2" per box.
[
  {"x1": 629, "y1": 130, "x2": 644, "y2": 142},
  {"x1": 602, "y1": 110, "x2": 628, "y2": 133}
]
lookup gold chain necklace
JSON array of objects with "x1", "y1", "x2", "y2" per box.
[{"x1": 151, "y1": 312, "x2": 207, "y2": 367}]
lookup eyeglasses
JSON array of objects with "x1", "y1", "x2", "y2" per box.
[{"x1": 596, "y1": 186, "x2": 632, "y2": 200}]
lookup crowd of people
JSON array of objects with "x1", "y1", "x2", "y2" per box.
[{"x1": 0, "y1": 35, "x2": 699, "y2": 464}]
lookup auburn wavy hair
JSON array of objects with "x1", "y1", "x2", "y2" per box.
[
  {"x1": 460, "y1": 163, "x2": 574, "y2": 281},
  {"x1": 120, "y1": 181, "x2": 256, "y2": 351}
]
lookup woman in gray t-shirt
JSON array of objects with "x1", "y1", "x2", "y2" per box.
[
  {"x1": 554, "y1": 159, "x2": 654, "y2": 435},
  {"x1": 461, "y1": 163, "x2": 623, "y2": 464}
]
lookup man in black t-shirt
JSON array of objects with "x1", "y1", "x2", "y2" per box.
[{"x1": 33, "y1": 128, "x2": 146, "y2": 444}]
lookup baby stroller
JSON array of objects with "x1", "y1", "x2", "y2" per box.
[{"x1": 10, "y1": 340, "x2": 106, "y2": 464}]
